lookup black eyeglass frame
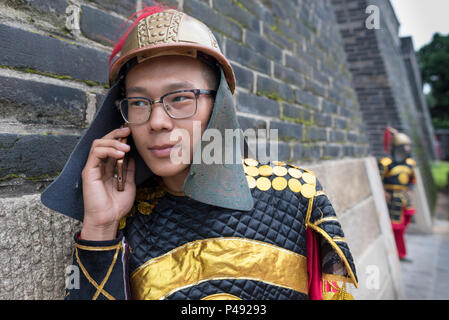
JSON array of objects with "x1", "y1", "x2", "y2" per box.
[{"x1": 118, "y1": 89, "x2": 217, "y2": 123}]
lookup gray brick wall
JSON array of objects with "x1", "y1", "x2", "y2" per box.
[
  {"x1": 0, "y1": 0, "x2": 369, "y2": 197},
  {"x1": 401, "y1": 37, "x2": 436, "y2": 160}
]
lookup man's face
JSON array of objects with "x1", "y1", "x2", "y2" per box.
[
  {"x1": 125, "y1": 55, "x2": 215, "y2": 177},
  {"x1": 404, "y1": 144, "x2": 411, "y2": 153}
]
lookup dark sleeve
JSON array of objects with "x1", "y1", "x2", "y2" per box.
[{"x1": 65, "y1": 231, "x2": 131, "y2": 300}]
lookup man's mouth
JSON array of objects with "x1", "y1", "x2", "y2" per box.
[{"x1": 149, "y1": 144, "x2": 181, "y2": 158}]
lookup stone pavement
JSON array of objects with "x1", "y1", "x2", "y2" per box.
[{"x1": 400, "y1": 192, "x2": 449, "y2": 300}]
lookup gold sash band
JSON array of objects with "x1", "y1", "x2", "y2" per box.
[{"x1": 130, "y1": 237, "x2": 308, "y2": 299}]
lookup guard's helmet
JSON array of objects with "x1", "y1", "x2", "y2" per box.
[
  {"x1": 108, "y1": 6, "x2": 236, "y2": 93},
  {"x1": 393, "y1": 133, "x2": 411, "y2": 147}
]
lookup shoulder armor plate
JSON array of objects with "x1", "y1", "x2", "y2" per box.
[
  {"x1": 242, "y1": 158, "x2": 319, "y2": 199},
  {"x1": 406, "y1": 158, "x2": 416, "y2": 167},
  {"x1": 379, "y1": 157, "x2": 392, "y2": 167}
]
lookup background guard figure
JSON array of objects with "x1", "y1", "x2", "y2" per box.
[{"x1": 379, "y1": 127, "x2": 416, "y2": 261}]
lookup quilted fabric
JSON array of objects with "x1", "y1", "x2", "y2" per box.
[
  {"x1": 123, "y1": 161, "x2": 358, "y2": 299},
  {"x1": 166, "y1": 279, "x2": 307, "y2": 300},
  {"x1": 124, "y1": 183, "x2": 308, "y2": 272}
]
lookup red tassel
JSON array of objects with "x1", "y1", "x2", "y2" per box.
[
  {"x1": 108, "y1": 4, "x2": 171, "y2": 66},
  {"x1": 384, "y1": 128, "x2": 391, "y2": 154}
]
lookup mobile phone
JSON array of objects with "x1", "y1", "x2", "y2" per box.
[{"x1": 116, "y1": 124, "x2": 129, "y2": 191}]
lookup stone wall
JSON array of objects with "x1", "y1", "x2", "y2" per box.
[
  {"x1": 331, "y1": 0, "x2": 438, "y2": 214},
  {"x1": 401, "y1": 37, "x2": 436, "y2": 161},
  {"x1": 0, "y1": 195, "x2": 81, "y2": 299},
  {"x1": 0, "y1": 0, "x2": 404, "y2": 300}
]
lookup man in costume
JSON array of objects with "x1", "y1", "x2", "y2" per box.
[
  {"x1": 41, "y1": 6, "x2": 358, "y2": 300},
  {"x1": 379, "y1": 127, "x2": 416, "y2": 261}
]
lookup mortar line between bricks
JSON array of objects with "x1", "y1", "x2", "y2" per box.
[
  {"x1": 0, "y1": 66, "x2": 107, "y2": 94},
  {"x1": 236, "y1": 111, "x2": 279, "y2": 123},
  {"x1": 0, "y1": 17, "x2": 112, "y2": 54},
  {"x1": 75, "y1": 1, "x2": 137, "y2": 22},
  {"x1": 234, "y1": 87, "x2": 251, "y2": 95},
  {"x1": 0, "y1": 123, "x2": 84, "y2": 136},
  {"x1": 230, "y1": 58, "x2": 310, "y2": 92}
]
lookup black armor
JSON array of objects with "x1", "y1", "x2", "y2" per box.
[
  {"x1": 378, "y1": 157, "x2": 416, "y2": 225},
  {"x1": 67, "y1": 159, "x2": 358, "y2": 300}
]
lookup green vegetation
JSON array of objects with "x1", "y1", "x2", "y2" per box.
[
  {"x1": 281, "y1": 115, "x2": 313, "y2": 126},
  {"x1": 418, "y1": 33, "x2": 449, "y2": 129},
  {"x1": 256, "y1": 90, "x2": 282, "y2": 102},
  {"x1": 269, "y1": 23, "x2": 297, "y2": 46},
  {"x1": 256, "y1": 90, "x2": 295, "y2": 104},
  {"x1": 431, "y1": 161, "x2": 449, "y2": 190},
  {"x1": 230, "y1": 0, "x2": 248, "y2": 12}
]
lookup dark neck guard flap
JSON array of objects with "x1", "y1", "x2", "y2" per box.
[{"x1": 183, "y1": 69, "x2": 254, "y2": 211}]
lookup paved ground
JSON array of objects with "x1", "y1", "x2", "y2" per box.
[{"x1": 401, "y1": 192, "x2": 449, "y2": 300}]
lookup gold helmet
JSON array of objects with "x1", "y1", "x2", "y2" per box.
[
  {"x1": 393, "y1": 133, "x2": 411, "y2": 147},
  {"x1": 109, "y1": 8, "x2": 236, "y2": 93}
]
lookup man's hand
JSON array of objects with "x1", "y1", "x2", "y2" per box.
[{"x1": 80, "y1": 126, "x2": 136, "y2": 241}]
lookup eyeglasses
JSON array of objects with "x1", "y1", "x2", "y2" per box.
[{"x1": 118, "y1": 89, "x2": 216, "y2": 124}]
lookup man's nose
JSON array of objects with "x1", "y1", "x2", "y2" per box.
[{"x1": 147, "y1": 102, "x2": 174, "y2": 132}]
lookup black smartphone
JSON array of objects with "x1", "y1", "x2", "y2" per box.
[{"x1": 116, "y1": 124, "x2": 129, "y2": 191}]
